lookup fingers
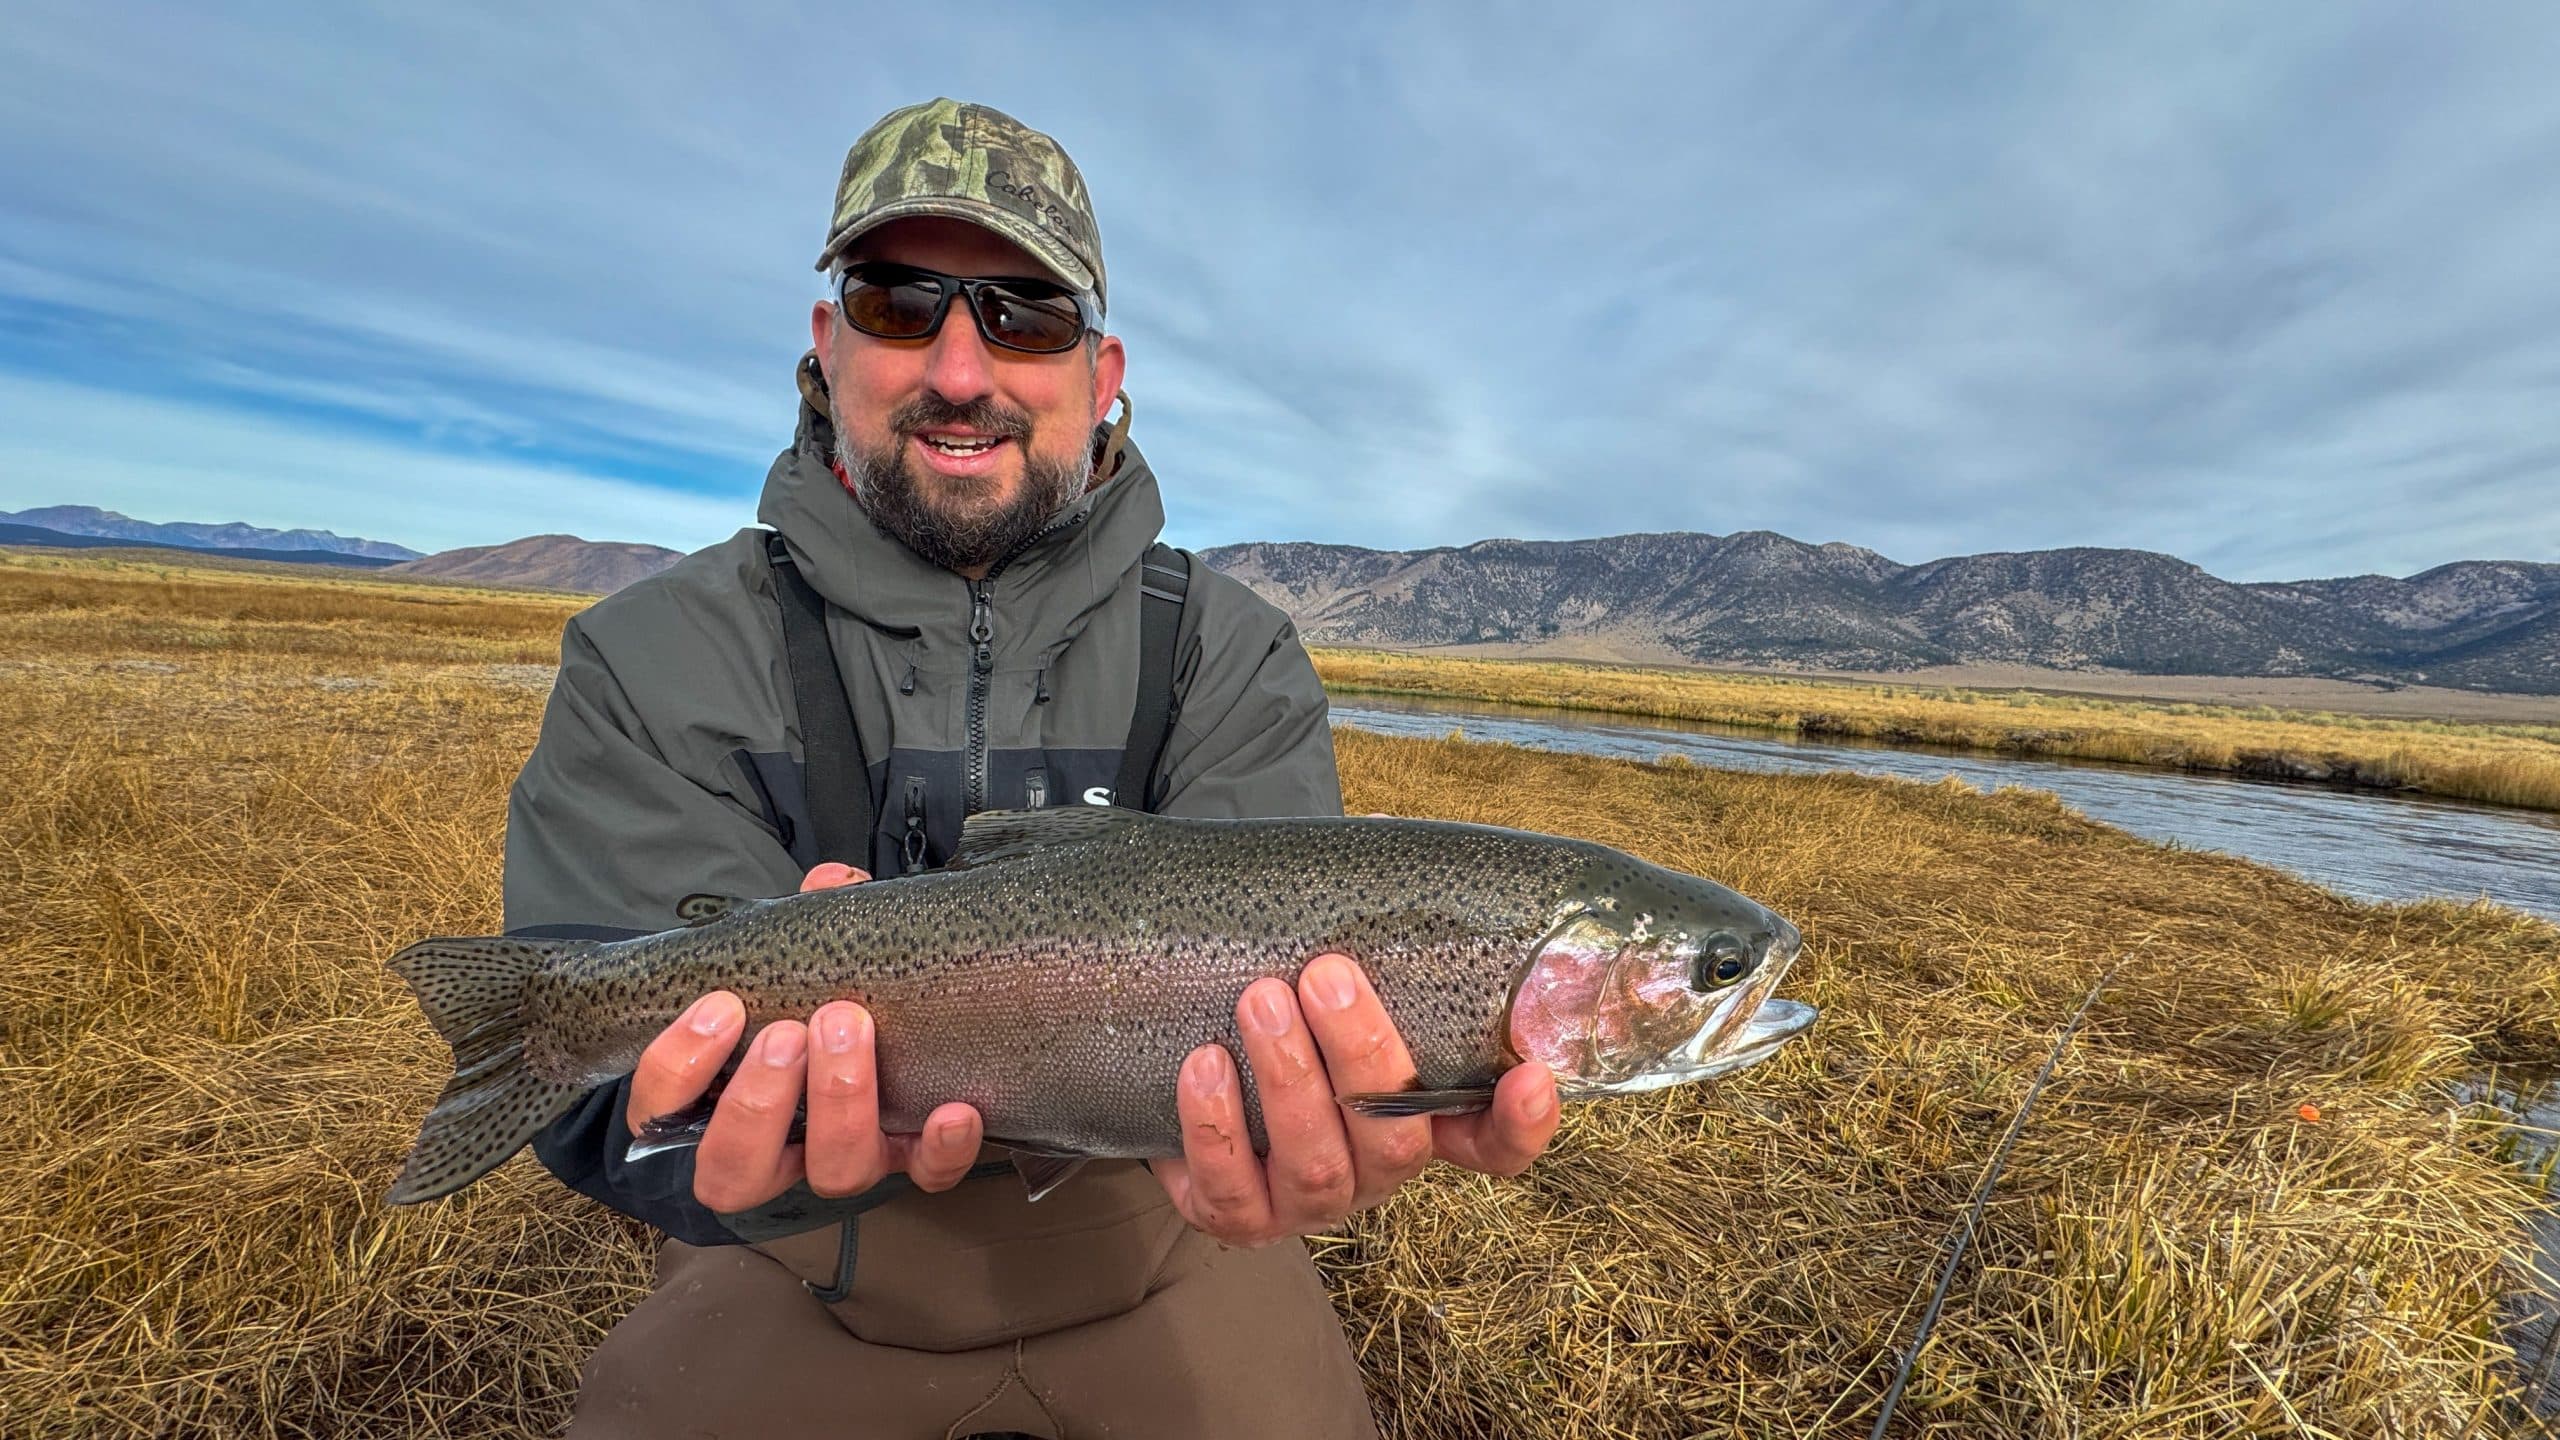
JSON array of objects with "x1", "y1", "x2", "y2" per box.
[
  {"x1": 690, "y1": 1018, "x2": 809, "y2": 1212},
  {"x1": 1429, "y1": 1061, "x2": 1560, "y2": 1177},
  {"x1": 800, "y1": 994, "x2": 980, "y2": 1197},
  {"x1": 1234, "y1": 978, "x2": 1357, "y2": 1232},
  {"x1": 888, "y1": 1103, "x2": 984, "y2": 1192},
  {"x1": 1157, "y1": 1043, "x2": 1280, "y2": 1246},
  {"x1": 627, "y1": 990, "x2": 744, "y2": 1134},
  {"x1": 1297, "y1": 955, "x2": 1434, "y2": 1208},
  {"x1": 801, "y1": 1001, "x2": 889, "y2": 1198},
  {"x1": 801, "y1": 863, "x2": 871, "y2": 892}
]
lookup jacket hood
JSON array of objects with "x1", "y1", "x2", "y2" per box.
[{"x1": 755, "y1": 419, "x2": 1167, "y2": 648}]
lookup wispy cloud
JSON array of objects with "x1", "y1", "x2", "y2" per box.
[
  {"x1": 1, "y1": 2, "x2": 2554, "y2": 579},
  {"x1": 0, "y1": 372, "x2": 742, "y2": 553}
]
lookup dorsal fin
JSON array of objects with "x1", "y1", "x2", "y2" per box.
[{"x1": 953, "y1": 806, "x2": 1155, "y2": 868}]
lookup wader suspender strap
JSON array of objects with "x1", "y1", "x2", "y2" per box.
[
  {"x1": 765, "y1": 531, "x2": 876, "y2": 867},
  {"x1": 1114, "y1": 542, "x2": 1190, "y2": 811}
]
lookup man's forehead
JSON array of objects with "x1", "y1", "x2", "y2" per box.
[{"x1": 843, "y1": 215, "x2": 1066, "y2": 282}]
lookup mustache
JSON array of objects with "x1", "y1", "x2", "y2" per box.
[{"x1": 891, "y1": 393, "x2": 1033, "y2": 442}]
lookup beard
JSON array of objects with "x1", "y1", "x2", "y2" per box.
[{"x1": 835, "y1": 393, "x2": 1092, "y2": 574}]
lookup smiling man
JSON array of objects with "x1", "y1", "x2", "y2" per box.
[{"x1": 500, "y1": 100, "x2": 1558, "y2": 1438}]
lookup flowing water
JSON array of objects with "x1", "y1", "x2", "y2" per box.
[{"x1": 1333, "y1": 696, "x2": 2560, "y2": 922}]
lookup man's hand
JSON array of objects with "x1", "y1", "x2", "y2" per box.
[
  {"x1": 1151, "y1": 953, "x2": 1560, "y2": 1248},
  {"x1": 624, "y1": 862, "x2": 986, "y2": 1214}
]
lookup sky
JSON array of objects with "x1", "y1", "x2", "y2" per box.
[{"x1": 1, "y1": 3, "x2": 2555, "y2": 581}]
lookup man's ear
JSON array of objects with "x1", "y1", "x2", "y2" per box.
[
  {"x1": 809, "y1": 302, "x2": 835, "y2": 360},
  {"x1": 1089, "y1": 334, "x2": 1127, "y2": 425}
]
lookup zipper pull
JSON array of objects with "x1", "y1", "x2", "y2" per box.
[
  {"x1": 899, "y1": 661, "x2": 917, "y2": 696},
  {"x1": 1033, "y1": 660, "x2": 1051, "y2": 705},
  {"x1": 901, "y1": 775, "x2": 929, "y2": 871},
  {"x1": 968, "y1": 583, "x2": 994, "y2": 671}
]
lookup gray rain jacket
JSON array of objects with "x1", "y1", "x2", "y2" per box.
[{"x1": 505, "y1": 422, "x2": 1340, "y2": 1245}]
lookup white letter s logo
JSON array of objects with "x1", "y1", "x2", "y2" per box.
[{"x1": 1082, "y1": 786, "x2": 1114, "y2": 806}]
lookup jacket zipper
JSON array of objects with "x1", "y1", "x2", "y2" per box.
[
  {"x1": 964, "y1": 581, "x2": 994, "y2": 812},
  {"x1": 962, "y1": 508, "x2": 1088, "y2": 816}
]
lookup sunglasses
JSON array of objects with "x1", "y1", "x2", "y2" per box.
[{"x1": 833, "y1": 261, "x2": 1102, "y2": 355}]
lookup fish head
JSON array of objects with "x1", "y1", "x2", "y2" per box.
[{"x1": 1508, "y1": 860, "x2": 1813, "y2": 1094}]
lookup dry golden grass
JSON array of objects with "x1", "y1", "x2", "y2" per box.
[
  {"x1": 0, "y1": 549, "x2": 581, "y2": 666},
  {"x1": 4, "y1": 554, "x2": 2556, "y2": 1437},
  {"x1": 1317, "y1": 648, "x2": 2560, "y2": 814}
]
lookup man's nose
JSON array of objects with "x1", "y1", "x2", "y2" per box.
[{"x1": 920, "y1": 304, "x2": 997, "y2": 404}]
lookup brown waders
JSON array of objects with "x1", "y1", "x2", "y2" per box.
[{"x1": 566, "y1": 1161, "x2": 1380, "y2": 1439}]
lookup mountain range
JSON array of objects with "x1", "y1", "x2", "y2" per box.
[
  {"x1": 7, "y1": 504, "x2": 2554, "y2": 692},
  {"x1": 1201, "y1": 533, "x2": 2560, "y2": 695},
  {"x1": 0, "y1": 506, "x2": 423, "y2": 560}
]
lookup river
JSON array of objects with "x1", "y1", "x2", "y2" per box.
[{"x1": 1331, "y1": 695, "x2": 2560, "y2": 922}]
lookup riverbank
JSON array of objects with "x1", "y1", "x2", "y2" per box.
[
  {"x1": 1316, "y1": 648, "x2": 2560, "y2": 813},
  {"x1": 4, "y1": 561, "x2": 2557, "y2": 1435}
]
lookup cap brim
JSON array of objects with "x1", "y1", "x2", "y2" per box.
[{"x1": 816, "y1": 197, "x2": 1098, "y2": 299}]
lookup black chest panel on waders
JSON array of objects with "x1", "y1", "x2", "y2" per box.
[
  {"x1": 759, "y1": 530, "x2": 1190, "y2": 1296},
  {"x1": 762, "y1": 531, "x2": 1189, "y2": 869}
]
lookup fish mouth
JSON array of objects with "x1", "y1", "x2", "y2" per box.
[{"x1": 1677, "y1": 998, "x2": 1818, "y2": 1080}]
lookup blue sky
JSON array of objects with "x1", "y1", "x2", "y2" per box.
[{"x1": 2, "y1": 3, "x2": 2554, "y2": 580}]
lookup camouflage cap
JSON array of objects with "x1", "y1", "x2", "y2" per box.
[{"x1": 817, "y1": 98, "x2": 1106, "y2": 310}]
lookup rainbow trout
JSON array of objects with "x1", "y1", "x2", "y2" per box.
[{"x1": 386, "y1": 808, "x2": 1815, "y2": 1205}]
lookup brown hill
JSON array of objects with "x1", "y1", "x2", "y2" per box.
[{"x1": 388, "y1": 534, "x2": 682, "y2": 594}]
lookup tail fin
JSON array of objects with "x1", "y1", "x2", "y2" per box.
[{"x1": 385, "y1": 934, "x2": 590, "y2": 1205}]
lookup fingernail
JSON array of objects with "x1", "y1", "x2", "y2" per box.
[
  {"x1": 819, "y1": 1007, "x2": 859, "y2": 1054},
  {"x1": 761, "y1": 1024, "x2": 805, "y2": 1067},
  {"x1": 688, "y1": 995, "x2": 732, "y2": 1036},
  {"x1": 1184, "y1": 1046, "x2": 1229, "y2": 1096},
  {"x1": 1308, "y1": 958, "x2": 1358, "y2": 1012},
  {"x1": 932, "y1": 1114, "x2": 970, "y2": 1148},
  {"x1": 1244, "y1": 983, "x2": 1292, "y2": 1037},
  {"x1": 1525, "y1": 1083, "x2": 1556, "y2": 1123}
]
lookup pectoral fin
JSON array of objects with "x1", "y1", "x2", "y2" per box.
[{"x1": 1339, "y1": 1087, "x2": 1498, "y2": 1118}]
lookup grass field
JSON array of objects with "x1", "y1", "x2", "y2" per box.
[
  {"x1": 1315, "y1": 648, "x2": 2560, "y2": 813},
  {"x1": 5, "y1": 551, "x2": 2559, "y2": 1437}
]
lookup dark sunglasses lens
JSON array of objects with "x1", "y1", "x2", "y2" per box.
[
  {"x1": 842, "y1": 271, "x2": 944, "y2": 339},
  {"x1": 973, "y1": 286, "x2": 1085, "y2": 353}
]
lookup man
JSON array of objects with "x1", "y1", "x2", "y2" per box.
[{"x1": 503, "y1": 99, "x2": 1559, "y2": 1438}]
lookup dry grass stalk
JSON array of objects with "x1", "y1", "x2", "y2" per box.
[{"x1": 1, "y1": 555, "x2": 2554, "y2": 1437}]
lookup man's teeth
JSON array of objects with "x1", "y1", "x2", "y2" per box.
[{"x1": 923, "y1": 435, "x2": 1000, "y2": 455}]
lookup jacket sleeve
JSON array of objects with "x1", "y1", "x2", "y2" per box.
[
  {"x1": 506, "y1": 616, "x2": 805, "y2": 1248},
  {"x1": 1155, "y1": 594, "x2": 1344, "y2": 822}
]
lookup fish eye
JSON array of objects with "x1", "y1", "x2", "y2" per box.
[{"x1": 1692, "y1": 934, "x2": 1754, "y2": 990}]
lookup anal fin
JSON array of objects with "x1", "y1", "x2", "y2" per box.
[
  {"x1": 627, "y1": 1095, "x2": 719, "y2": 1161},
  {"x1": 623, "y1": 1057, "x2": 813, "y2": 1164},
  {"x1": 1339, "y1": 1087, "x2": 1497, "y2": 1118}
]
